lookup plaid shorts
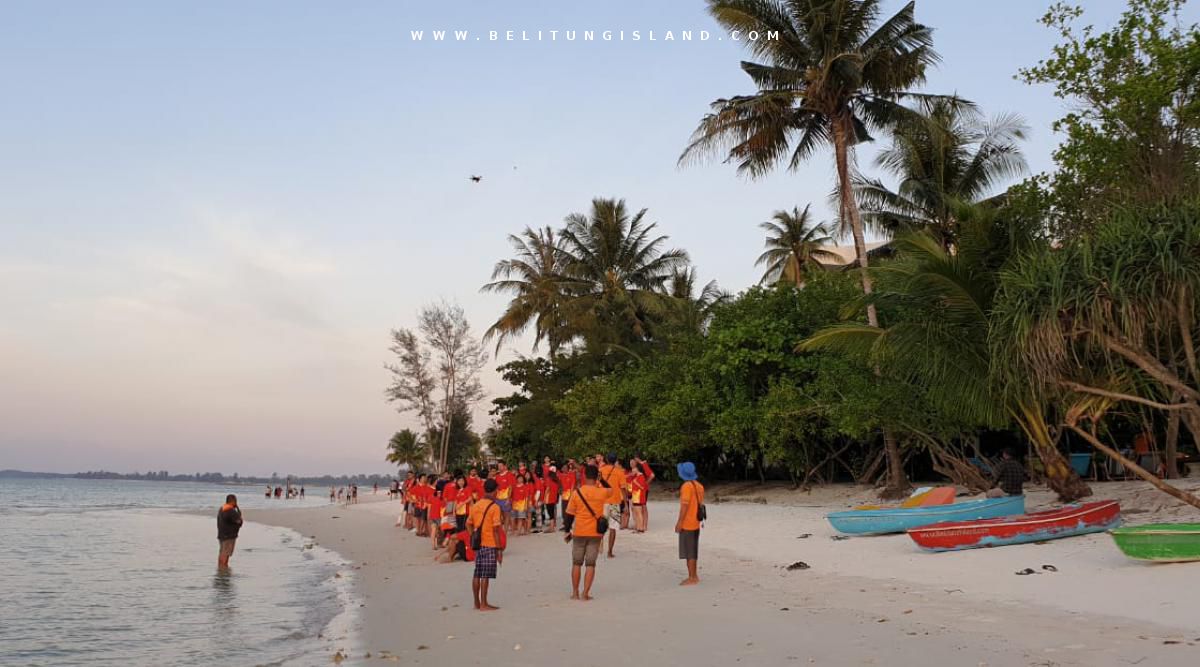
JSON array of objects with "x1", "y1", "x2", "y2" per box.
[{"x1": 474, "y1": 547, "x2": 498, "y2": 579}]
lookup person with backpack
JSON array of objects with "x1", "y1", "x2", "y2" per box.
[
  {"x1": 675, "y1": 461, "x2": 705, "y2": 586},
  {"x1": 564, "y1": 464, "x2": 610, "y2": 601},
  {"x1": 598, "y1": 454, "x2": 627, "y2": 558},
  {"x1": 468, "y1": 478, "x2": 504, "y2": 611}
]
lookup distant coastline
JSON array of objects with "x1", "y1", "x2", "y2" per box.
[{"x1": 0, "y1": 469, "x2": 397, "y2": 486}]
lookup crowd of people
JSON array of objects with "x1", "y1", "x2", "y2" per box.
[
  {"x1": 264, "y1": 485, "x2": 305, "y2": 499},
  {"x1": 390, "y1": 454, "x2": 705, "y2": 610}
]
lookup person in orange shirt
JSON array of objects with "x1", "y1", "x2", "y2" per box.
[
  {"x1": 675, "y1": 461, "x2": 704, "y2": 586},
  {"x1": 559, "y1": 461, "x2": 577, "y2": 532},
  {"x1": 632, "y1": 455, "x2": 656, "y2": 528},
  {"x1": 468, "y1": 479, "x2": 504, "y2": 611},
  {"x1": 598, "y1": 454, "x2": 627, "y2": 558},
  {"x1": 565, "y1": 464, "x2": 610, "y2": 601}
]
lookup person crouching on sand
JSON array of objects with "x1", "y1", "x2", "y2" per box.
[
  {"x1": 217, "y1": 494, "x2": 243, "y2": 568},
  {"x1": 468, "y1": 478, "x2": 504, "y2": 611},
  {"x1": 675, "y1": 462, "x2": 704, "y2": 586}
]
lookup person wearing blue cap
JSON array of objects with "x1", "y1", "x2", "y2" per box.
[{"x1": 674, "y1": 461, "x2": 705, "y2": 586}]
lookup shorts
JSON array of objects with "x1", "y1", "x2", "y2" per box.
[
  {"x1": 453, "y1": 539, "x2": 467, "y2": 562},
  {"x1": 474, "y1": 547, "x2": 498, "y2": 579},
  {"x1": 455, "y1": 515, "x2": 467, "y2": 532},
  {"x1": 571, "y1": 536, "x2": 601, "y2": 566},
  {"x1": 415, "y1": 508, "x2": 427, "y2": 520},
  {"x1": 679, "y1": 529, "x2": 700, "y2": 560},
  {"x1": 441, "y1": 515, "x2": 455, "y2": 530},
  {"x1": 218, "y1": 538, "x2": 237, "y2": 559},
  {"x1": 604, "y1": 504, "x2": 621, "y2": 531},
  {"x1": 497, "y1": 499, "x2": 512, "y2": 514},
  {"x1": 545, "y1": 504, "x2": 557, "y2": 520},
  {"x1": 512, "y1": 510, "x2": 528, "y2": 519}
]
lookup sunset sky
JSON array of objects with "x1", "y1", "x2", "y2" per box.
[{"x1": 0, "y1": 1, "x2": 1157, "y2": 475}]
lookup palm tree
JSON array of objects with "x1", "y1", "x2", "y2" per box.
[
  {"x1": 482, "y1": 226, "x2": 572, "y2": 356},
  {"x1": 385, "y1": 429, "x2": 429, "y2": 472},
  {"x1": 756, "y1": 204, "x2": 840, "y2": 288},
  {"x1": 681, "y1": 0, "x2": 941, "y2": 329},
  {"x1": 559, "y1": 198, "x2": 690, "y2": 350},
  {"x1": 666, "y1": 268, "x2": 730, "y2": 334},
  {"x1": 855, "y1": 98, "x2": 1028, "y2": 247},
  {"x1": 802, "y1": 208, "x2": 1094, "y2": 501},
  {"x1": 681, "y1": 0, "x2": 943, "y2": 495}
]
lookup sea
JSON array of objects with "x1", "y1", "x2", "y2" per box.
[{"x1": 0, "y1": 477, "x2": 358, "y2": 667}]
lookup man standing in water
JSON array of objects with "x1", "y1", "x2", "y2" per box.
[{"x1": 217, "y1": 494, "x2": 243, "y2": 568}]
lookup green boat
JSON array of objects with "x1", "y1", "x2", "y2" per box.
[{"x1": 1110, "y1": 523, "x2": 1200, "y2": 562}]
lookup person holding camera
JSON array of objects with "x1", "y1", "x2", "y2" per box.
[{"x1": 564, "y1": 464, "x2": 610, "y2": 601}]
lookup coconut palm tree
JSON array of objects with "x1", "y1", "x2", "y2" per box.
[
  {"x1": 558, "y1": 198, "x2": 690, "y2": 351},
  {"x1": 666, "y1": 268, "x2": 730, "y2": 334},
  {"x1": 481, "y1": 226, "x2": 572, "y2": 356},
  {"x1": 802, "y1": 207, "x2": 1094, "y2": 501},
  {"x1": 681, "y1": 0, "x2": 942, "y2": 329},
  {"x1": 855, "y1": 98, "x2": 1028, "y2": 247},
  {"x1": 681, "y1": 0, "x2": 944, "y2": 495},
  {"x1": 756, "y1": 204, "x2": 841, "y2": 288},
  {"x1": 385, "y1": 429, "x2": 429, "y2": 472}
]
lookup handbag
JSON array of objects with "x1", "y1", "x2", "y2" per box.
[
  {"x1": 576, "y1": 488, "x2": 608, "y2": 535},
  {"x1": 689, "y1": 481, "x2": 707, "y2": 523},
  {"x1": 470, "y1": 501, "x2": 496, "y2": 551}
]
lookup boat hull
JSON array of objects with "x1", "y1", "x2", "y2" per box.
[
  {"x1": 907, "y1": 500, "x2": 1122, "y2": 551},
  {"x1": 827, "y1": 495, "x2": 1026, "y2": 535},
  {"x1": 1110, "y1": 523, "x2": 1200, "y2": 562}
]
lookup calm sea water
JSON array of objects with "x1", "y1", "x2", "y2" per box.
[{"x1": 0, "y1": 478, "x2": 358, "y2": 667}]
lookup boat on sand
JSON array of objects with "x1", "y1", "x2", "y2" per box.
[
  {"x1": 1109, "y1": 523, "x2": 1200, "y2": 562},
  {"x1": 827, "y1": 495, "x2": 1025, "y2": 535},
  {"x1": 907, "y1": 500, "x2": 1122, "y2": 551}
]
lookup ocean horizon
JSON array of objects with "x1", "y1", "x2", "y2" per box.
[{"x1": 0, "y1": 477, "x2": 360, "y2": 666}]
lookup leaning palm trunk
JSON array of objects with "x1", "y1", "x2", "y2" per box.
[
  {"x1": 1011, "y1": 402, "x2": 1092, "y2": 502},
  {"x1": 834, "y1": 118, "x2": 907, "y2": 495}
]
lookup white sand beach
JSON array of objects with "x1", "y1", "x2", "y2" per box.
[{"x1": 253, "y1": 483, "x2": 1200, "y2": 666}]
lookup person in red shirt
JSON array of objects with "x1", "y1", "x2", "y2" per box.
[
  {"x1": 542, "y1": 470, "x2": 560, "y2": 532},
  {"x1": 511, "y1": 475, "x2": 531, "y2": 536},
  {"x1": 529, "y1": 471, "x2": 544, "y2": 533},
  {"x1": 455, "y1": 476, "x2": 472, "y2": 532},
  {"x1": 428, "y1": 489, "x2": 445, "y2": 550},
  {"x1": 559, "y1": 461, "x2": 577, "y2": 532},
  {"x1": 493, "y1": 462, "x2": 517, "y2": 531},
  {"x1": 629, "y1": 468, "x2": 649, "y2": 532}
]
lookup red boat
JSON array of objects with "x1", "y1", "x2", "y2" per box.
[{"x1": 907, "y1": 500, "x2": 1122, "y2": 551}]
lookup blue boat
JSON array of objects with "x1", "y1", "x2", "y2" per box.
[{"x1": 827, "y1": 495, "x2": 1026, "y2": 535}]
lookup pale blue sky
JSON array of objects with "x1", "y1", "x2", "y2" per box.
[{"x1": 0, "y1": 1, "x2": 1160, "y2": 475}]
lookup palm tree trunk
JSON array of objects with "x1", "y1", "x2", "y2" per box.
[
  {"x1": 1165, "y1": 406, "x2": 1181, "y2": 479},
  {"x1": 833, "y1": 117, "x2": 905, "y2": 496},
  {"x1": 1012, "y1": 402, "x2": 1091, "y2": 502}
]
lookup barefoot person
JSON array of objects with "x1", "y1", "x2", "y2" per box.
[
  {"x1": 468, "y1": 479, "x2": 504, "y2": 611},
  {"x1": 675, "y1": 462, "x2": 704, "y2": 586},
  {"x1": 565, "y1": 464, "x2": 609, "y2": 601},
  {"x1": 598, "y1": 454, "x2": 626, "y2": 558},
  {"x1": 216, "y1": 494, "x2": 243, "y2": 568}
]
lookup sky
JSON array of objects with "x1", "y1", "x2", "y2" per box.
[{"x1": 0, "y1": 0, "x2": 1165, "y2": 476}]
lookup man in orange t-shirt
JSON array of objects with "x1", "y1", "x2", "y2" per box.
[
  {"x1": 598, "y1": 454, "x2": 627, "y2": 558},
  {"x1": 565, "y1": 464, "x2": 610, "y2": 601},
  {"x1": 675, "y1": 461, "x2": 704, "y2": 586},
  {"x1": 468, "y1": 479, "x2": 504, "y2": 611}
]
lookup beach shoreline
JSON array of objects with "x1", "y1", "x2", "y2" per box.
[{"x1": 251, "y1": 484, "x2": 1200, "y2": 666}]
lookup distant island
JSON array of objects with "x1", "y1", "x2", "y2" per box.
[{"x1": 0, "y1": 469, "x2": 399, "y2": 486}]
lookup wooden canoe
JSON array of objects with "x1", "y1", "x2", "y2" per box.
[
  {"x1": 827, "y1": 495, "x2": 1025, "y2": 535},
  {"x1": 907, "y1": 500, "x2": 1121, "y2": 551},
  {"x1": 1109, "y1": 523, "x2": 1200, "y2": 562}
]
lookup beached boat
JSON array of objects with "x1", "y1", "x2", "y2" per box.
[
  {"x1": 907, "y1": 500, "x2": 1121, "y2": 551},
  {"x1": 852, "y1": 486, "x2": 956, "y2": 511},
  {"x1": 1109, "y1": 523, "x2": 1200, "y2": 562},
  {"x1": 827, "y1": 495, "x2": 1025, "y2": 535}
]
